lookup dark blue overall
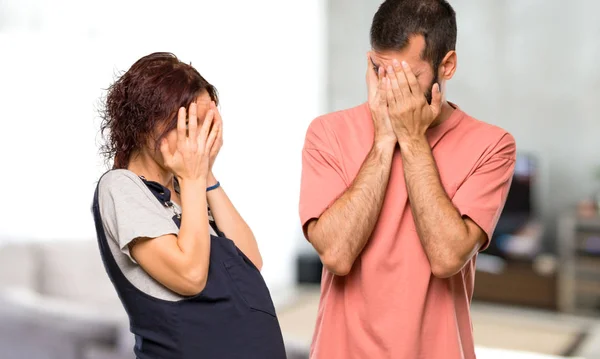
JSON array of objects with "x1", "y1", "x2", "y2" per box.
[{"x1": 92, "y1": 173, "x2": 287, "y2": 359}]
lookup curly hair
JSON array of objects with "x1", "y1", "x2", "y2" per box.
[{"x1": 99, "y1": 52, "x2": 219, "y2": 169}]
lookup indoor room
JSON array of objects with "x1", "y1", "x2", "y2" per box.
[{"x1": 0, "y1": 0, "x2": 599, "y2": 358}]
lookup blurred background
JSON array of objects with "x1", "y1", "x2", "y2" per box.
[{"x1": 0, "y1": 0, "x2": 599, "y2": 358}]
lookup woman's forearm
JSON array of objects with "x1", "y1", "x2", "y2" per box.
[
  {"x1": 131, "y1": 177, "x2": 213, "y2": 296},
  {"x1": 206, "y1": 173, "x2": 263, "y2": 269},
  {"x1": 178, "y1": 178, "x2": 212, "y2": 279}
]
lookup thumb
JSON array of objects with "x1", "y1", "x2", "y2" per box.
[
  {"x1": 430, "y1": 83, "x2": 442, "y2": 118},
  {"x1": 159, "y1": 138, "x2": 172, "y2": 166}
]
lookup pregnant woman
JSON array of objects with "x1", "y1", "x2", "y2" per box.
[{"x1": 92, "y1": 52, "x2": 286, "y2": 359}]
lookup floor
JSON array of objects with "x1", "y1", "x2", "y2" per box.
[{"x1": 273, "y1": 285, "x2": 600, "y2": 358}]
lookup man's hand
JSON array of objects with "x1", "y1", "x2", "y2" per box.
[
  {"x1": 366, "y1": 53, "x2": 396, "y2": 145},
  {"x1": 385, "y1": 60, "x2": 442, "y2": 143}
]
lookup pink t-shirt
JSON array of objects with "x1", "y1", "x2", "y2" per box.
[{"x1": 299, "y1": 103, "x2": 516, "y2": 359}]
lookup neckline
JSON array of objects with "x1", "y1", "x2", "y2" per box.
[
  {"x1": 137, "y1": 175, "x2": 181, "y2": 209},
  {"x1": 425, "y1": 102, "x2": 465, "y2": 148},
  {"x1": 361, "y1": 101, "x2": 465, "y2": 148}
]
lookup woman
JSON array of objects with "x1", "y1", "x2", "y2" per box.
[{"x1": 92, "y1": 52, "x2": 287, "y2": 359}]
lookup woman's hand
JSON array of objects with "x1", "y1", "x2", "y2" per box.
[
  {"x1": 208, "y1": 101, "x2": 223, "y2": 173},
  {"x1": 160, "y1": 103, "x2": 219, "y2": 182}
]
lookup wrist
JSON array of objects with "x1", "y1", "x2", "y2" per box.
[
  {"x1": 178, "y1": 177, "x2": 208, "y2": 189},
  {"x1": 207, "y1": 171, "x2": 218, "y2": 187},
  {"x1": 373, "y1": 134, "x2": 397, "y2": 149},
  {"x1": 398, "y1": 134, "x2": 429, "y2": 153},
  {"x1": 371, "y1": 137, "x2": 397, "y2": 159}
]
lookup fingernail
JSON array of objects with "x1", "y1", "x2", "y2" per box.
[
  {"x1": 387, "y1": 65, "x2": 394, "y2": 73},
  {"x1": 392, "y1": 59, "x2": 400, "y2": 67},
  {"x1": 402, "y1": 61, "x2": 408, "y2": 68}
]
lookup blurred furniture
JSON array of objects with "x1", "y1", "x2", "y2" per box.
[
  {"x1": 474, "y1": 221, "x2": 557, "y2": 309},
  {"x1": 472, "y1": 153, "x2": 560, "y2": 309},
  {"x1": 0, "y1": 239, "x2": 312, "y2": 359},
  {"x1": 0, "y1": 239, "x2": 133, "y2": 359},
  {"x1": 296, "y1": 252, "x2": 323, "y2": 285},
  {"x1": 485, "y1": 153, "x2": 537, "y2": 258},
  {"x1": 558, "y1": 210, "x2": 600, "y2": 315}
]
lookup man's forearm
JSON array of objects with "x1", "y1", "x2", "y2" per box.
[
  {"x1": 400, "y1": 136, "x2": 470, "y2": 275},
  {"x1": 309, "y1": 140, "x2": 395, "y2": 275}
]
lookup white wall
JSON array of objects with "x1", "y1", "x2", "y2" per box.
[{"x1": 0, "y1": 0, "x2": 327, "y2": 290}]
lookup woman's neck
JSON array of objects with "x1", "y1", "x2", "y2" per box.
[{"x1": 127, "y1": 151, "x2": 174, "y2": 189}]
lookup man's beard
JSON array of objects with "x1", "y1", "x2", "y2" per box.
[{"x1": 424, "y1": 71, "x2": 439, "y2": 105}]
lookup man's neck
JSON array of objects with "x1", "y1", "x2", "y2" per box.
[
  {"x1": 430, "y1": 101, "x2": 456, "y2": 128},
  {"x1": 127, "y1": 152, "x2": 174, "y2": 190}
]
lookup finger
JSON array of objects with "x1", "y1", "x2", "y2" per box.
[
  {"x1": 430, "y1": 83, "x2": 443, "y2": 118},
  {"x1": 366, "y1": 52, "x2": 379, "y2": 99},
  {"x1": 401, "y1": 61, "x2": 423, "y2": 97},
  {"x1": 393, "y1": 59, "x2": 412, "y2": 99},
  {"x1": 217, "y1": 127, "x2": 224, "y2": 148},
  {"x1": 211, "y1": 101, "x2": 222, "y2": 131},
  {"x1": 215, "y1": 110, "x2": 223, "y2": 146},
  {"x1": 187, "y1": 102, "x2": 198, "y2": 139},
  {"x1": 159, "y1": 138, "x2": 172, "y2": 165},
  {"x1": 200, "y1": 109, "x2": 215, "y2": 141},
  {"x1": 176, "y1": 107, "x2": 187, "y2": 146},
  {"x1": 205, "y1": 120, "x2": 220, "y2": 152},
  {"x1": 214, "y1": 123, "x2": 223, "y2": 152},
  {"x1": 376, "y1": 68, "x2": 387, "y2": 107},
  {"x1": 384, "y1": 77, "x2": 396, "y2": 110},
  {"x1": 208, "y1": 112, "x2": 222, "y2": 155},
  {"x1": 386, "y1": 64, "x2": 403, "y2": 103}
]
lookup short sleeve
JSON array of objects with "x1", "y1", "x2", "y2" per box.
[
  {"x1": 98, "y1": 171, "x2": 179, "y2": 263},
  {"x1": 452, "y1": 133, "x2": 517, "y2": 250},
  {"x1": 299, "y1": 118, "x2": 348, "y2": 234}
]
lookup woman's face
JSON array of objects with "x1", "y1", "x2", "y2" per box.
[{"x1": 151, "y1": 90, "x2": 213, "y2": 168}]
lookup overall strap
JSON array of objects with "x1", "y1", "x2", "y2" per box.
[{"x1": 139, "y1": 176, "x2": 225, "y2": 236}]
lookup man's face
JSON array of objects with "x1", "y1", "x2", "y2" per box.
[{"x1": 370, "y1": 35, "x2": 438, "y2": 104}]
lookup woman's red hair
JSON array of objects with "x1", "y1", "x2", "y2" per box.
[{"x1": 99, "y1": 52, "x2": 219, "y2": 169}]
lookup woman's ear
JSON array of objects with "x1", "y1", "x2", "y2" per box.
[{"x1": 439, "y1": 51, "x2": 457, "y2": 80}]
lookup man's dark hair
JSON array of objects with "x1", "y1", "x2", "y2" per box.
[{"x1": 370, "y1": 0, "x2": 457, "y2": 70}]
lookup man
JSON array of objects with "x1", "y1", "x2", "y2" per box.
[{"x1": 299, "y1": 1, "x2": 516, "y2": 358}]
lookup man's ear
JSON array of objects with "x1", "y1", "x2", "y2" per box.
[{"x1": 439, "y1": 51, "x2": 457, "y2": 80}]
